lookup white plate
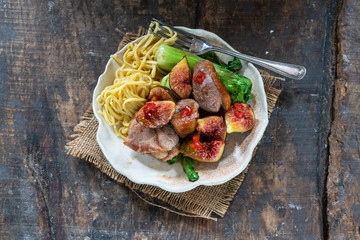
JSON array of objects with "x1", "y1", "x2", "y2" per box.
[{"x1": 92, "y1": 27, "x2": 268, "y2": 193}]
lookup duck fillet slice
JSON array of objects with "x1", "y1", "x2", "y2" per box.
[
  {"x1": 151, "y1": 143, "x2": 180, "y2": 162},
  {"x1": 124, "y1": 118, "x2": 179, "y2": 154},
  {"x1": 192, "y1": 60, "x2": 231, "y2": 112}
]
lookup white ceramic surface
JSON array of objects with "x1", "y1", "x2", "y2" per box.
[{"x1": 92, "y1": 27, "x2": 268, "y2": 193}]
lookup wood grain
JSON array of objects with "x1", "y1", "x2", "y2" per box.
[
  {"x1": 195, "y1": 0, "x2": 339, "y2": 238},
  {"x1": 327, "y1": 0, "x2": 360, "y2": 239},
  {"x1": 0, "y1": 0, "x2": 358, "y2": 239}
]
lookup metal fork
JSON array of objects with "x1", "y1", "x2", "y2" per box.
[{"x1": 150, "y1": 18, "x2": 306, "y2": 80}]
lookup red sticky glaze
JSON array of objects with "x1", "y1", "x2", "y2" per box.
[
  {"x1": 143, "y1": 102, "x2": 156, "y2": 119},
  {"x1": 193, "y1": 71, "x2": 206, "y2": 84},
  {"x1": 180, "y1": 105, "x2": 192, "y2": 117},
  {"x1": 234, "y1": 111, "x2": 244, "y2": 118},
  {"x1": 190, "y1": 135, "x2": 203, "y2": 150}
]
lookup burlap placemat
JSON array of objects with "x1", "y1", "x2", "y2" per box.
[{"x1": 65, "y1": 29, "x2": 283, "y2": 220}]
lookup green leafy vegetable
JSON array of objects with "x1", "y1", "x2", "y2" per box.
[
  {"x1": 226, "y1": 57, "x2": 242, "y2": 72},
  {"x1": 200, "y1": 51, "x2": 227, "y2": 67},
  {"x1": 200, "y1": 51, "x2": 242, "y2": 72},
  {"x1": 156, "y1": 44, "x2": 253, "y2": 103},
  {"x1": 167, "y1": 154, "x2": 181, "y2": 165},
  {"x1": 221, "y1": 73, "x2": 254, "y2": 103},
  {"x1": 160, "y1": 74, "x2": 170, "y2": 88},
  {"x1": 181, "y1": 156, "x2": 199, "y2": 182}
]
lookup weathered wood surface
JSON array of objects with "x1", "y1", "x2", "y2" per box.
[
  {"x1": 0, "y1": 0, "x2": 357, "y2": 239},
  {"x1": 327, "y1": 0, "x2": 360, "y2": 239}
]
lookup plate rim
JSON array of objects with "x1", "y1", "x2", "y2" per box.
[{"x1": 92, "y1": 27, "x2": 268, "y2": 193}]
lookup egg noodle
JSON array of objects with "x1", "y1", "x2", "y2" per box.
[{"x1": 96, "y1": 23, "x2": 177, "y2": 139}]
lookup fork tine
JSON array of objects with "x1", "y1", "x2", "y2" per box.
[
  {"x1": 152, "y1": 18, "x2": 198, "y2": 40},
  {"x1": 155, "y1": 22, "x2": 172, "y2": 36},
  {"x1": 172, "y1": 43, "x2": 189, "y2": 52},
  {"x1": 175, "y1": 34, "x2": 192, "y2": 44},
  {"x1": 175, "y1": 38, "x2": 190, "y2": 48},
  {"x1": 151, "y1": 21, "x2": 171, "y2": 37},
  {"x1": 150, "y1": 20, "x2": 191, "y2": 49},
  {"x1": 148, "y1": 27, "x2": 162, "y2": 39},
  {"x1": 149, "y1": 22, "x2": 171, "y2": 39},
  {"x1": 154, "y1": 21, "x2": 192, "y2": 44}
]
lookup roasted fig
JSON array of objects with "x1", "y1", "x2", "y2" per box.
[
  {"x1": 180, "y1": 134, "x2": 225, "y2": 163},
  {"x1": 171, "y1": 99, "x2": 199, "y2": 138},
  {"x1": 196, "y1": 116, "x2": 226, "y2": 141},
  {"x1": 169, "y1": 56, "x2": 192, "y2": 98},
  {"x1": 135, "y1": 101, "x2": 176, "y2": 128},
  {"x1": 225, "y1": 103, "x2": 255, "y2": 133},
  {"x1": 148, "y1": 86, "x2": 180, "y2": 102}
]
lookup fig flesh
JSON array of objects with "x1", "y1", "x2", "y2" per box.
[
  {"x1": 169, "y1": 56, "x2": 192, "y2": 98},
  {"x1": 180, "y1": 134, "x2": 225, "y2": 163},
  {"x1": 196, "y1": 116, "x2": 226, "y2": 141},
  {"x1": 135, "y1": 101, "x2": 176, "y2": 128},
  {"x1": 225, "y1": 103, "x2": 255, "y2": 133},
  {"x1": 148, "y1": 86, "x2": 180, "y2": 103}
]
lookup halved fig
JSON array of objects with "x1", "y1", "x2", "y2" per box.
[
  {"x1": 171, "y1": 99, "x2": 199, "y2": 138},
  {"x1": 180, "y1": 134, "x2": 225, "y2": 163},
  {"x1": 197, "y1": 107, "x2": 225, "y2": 119},
  {"x1": 197, "y1": 116, "x2": 226, "y2": 141},
  {"x1": 169, "y1": 56, "x2": 192, "y2": 98},
  {"x1": 135, "y1": 101, "x2": 176, "y2": 128},
  {"x1": 225, "y1": 103, "x2": 255, "y2": 133},
  {"x1": 148, "y1": 86, "x2": 180, "y2": 102}
]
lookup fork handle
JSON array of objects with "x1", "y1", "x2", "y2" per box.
[{"x1": 210, "y1": 46, "x2": 306, "y2": 80}]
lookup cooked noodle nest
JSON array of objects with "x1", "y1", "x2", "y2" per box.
[{"x1": 96, "y1": 23, "x2": 177, "y2": 139}]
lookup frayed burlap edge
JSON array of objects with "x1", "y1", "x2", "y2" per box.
[{"x1": 65, "y1": 28, "x2": 283, "y2": 220}]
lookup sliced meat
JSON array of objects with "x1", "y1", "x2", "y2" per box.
[
  {"x1": 151, "y1": 143, "x2": 180, "y2": 162},
  {"x1": 192, "y1": 60, "x2": 232, "y2": 112},
  {"x1": 162, "y1": 146, "x2": 180, "y2": 161},
  {"x1": 151, "y1": 151, "x2": 169, "y2": 160},
  {"x1": 170, "y1": 99, "x2": 199, "y2": 138},
  {"x1": 156, "y1": 124, "x2": 179, "y2": 150},
  {"x1": 124, "y1": 118, "x2": 179, "y2": 154}
]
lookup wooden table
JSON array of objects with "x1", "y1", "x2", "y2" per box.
[{"x1": 1, "y1": 0, "x2": 359, "y2": 239}]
